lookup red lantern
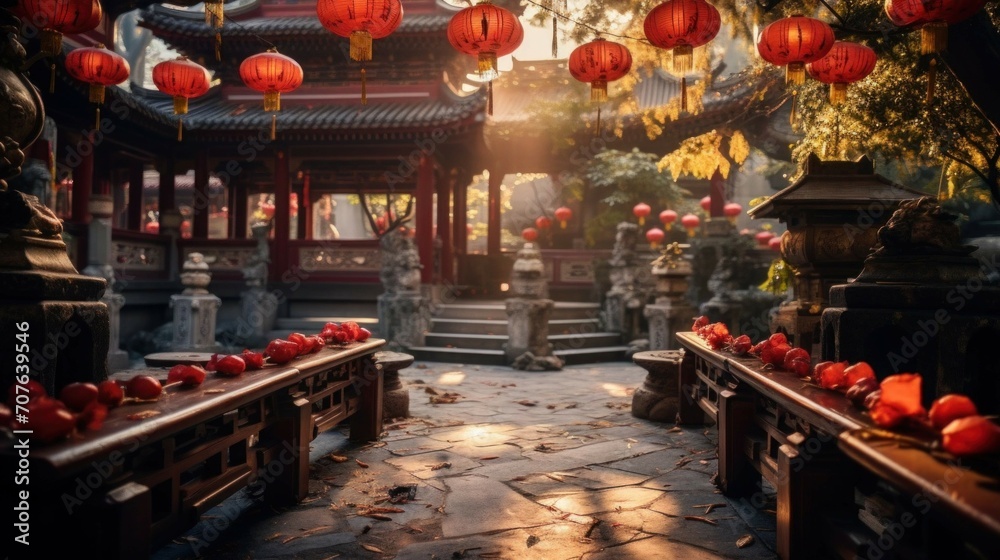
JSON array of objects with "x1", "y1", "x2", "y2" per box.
[
  {"x1": 646, "y1": 227, "x2": 665, "y2": 249},
  {"x1": 568, "y1": 37, "x2": 633, "y2": 103},
  {"x1": 522, "y1": 227, "x2": 538, "y2": 242},
  {"x1": 660, "y1": 209, "x2": 677, "y2": 225},
  {"x1": 554, "y1": 206, "x2": 572, "y2": 228},
  {"x1": 768, "y1": 236, "x2": 783, "y2": 252},
  {"x1": 644, "y1": 0, "x2": 720, "y2": 111},
  {"x1": 807, "y1": 42, "x2": 877, "y2": 106},
  {"x1": 885, "y1": 0, "x2": 986, "y2": 54},
  {"x1": 680, "y1": 213, "x2": 700, "y2": 237},
  {"x1": 633, "y1": 203, "x2": 651, "y2": 225},
  {"x1": 723, "y1": 202, "x2": 742, "y2": 224},
  {"x1": 152, "y1": 57, "x2": 211, "y2": 141},
  {"x1": 64, "y1": 44, "x2": 129, "y2": 130},
  {"x1": 240, "y1": 48, "x2": 304, "y2": 140},
  {"x1": 447, "y1": 1, "x2": 523, "y2": 115},
  {"x1": 754, "y1": 230, "x2": 775, "y2": 247},
  {"x1": 535, "y1": 216, "x2": 552, "y2": 230},
  {"x1": 757, "y1": 15, "x2": 836, "y2": 85},
  {"x1": 699, "y1": 196, "x2": 711, "y2": 212},
  {"x1": 17, "y1": 0, "x2": 102, "y2": 58},
  {"x1": 317, "y1": 0, "x2": 403, "y2": 104}
]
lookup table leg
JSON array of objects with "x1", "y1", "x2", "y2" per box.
[
  {"x1": 718, "y1": 388, "x2": 759, "y2": 496},
  {"x1": 102, "y1": 482, "x2": 152, "y2": 559},
  {"x1": 677, "y1": 349, "x2": 709, "y2": 425},
  {"x1": 350, "y1": 356, "x2": 384, "y2": 442}
]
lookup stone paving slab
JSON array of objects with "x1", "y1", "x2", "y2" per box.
[{"x1": 152, "y1": 359, "x2": 778, "y2": 560}]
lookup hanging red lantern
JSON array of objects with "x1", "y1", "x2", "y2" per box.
[
  {"x1": 64, "y1": 44, "x2": 129, "y2": 131},
  {"x1": 768, "y1": 236, "x2": 783, "y2": 252},
  {"x1": 646, "y1": 227, "x2": 665, "y2": 249},
  {"x1": 699, "y1": 195, "x2": 711, "y2": 212},
  {"x1": 153, "y1": 57, "x2": 211, "y2": 142},
  {"x1": 806, "y1": 41, "x2": 877, "y2": 106},
  {"x1": 522, "y1": 227, "x2": 538, "y2": 242},
  {"x1": 757, "y1": 15, "x2": 835, "y2": 85},
  {"x1": 723, "y1": 202, "x2": 742, "y2": 224},
  {"x1": 660, "y1": 209, "x2": 678, "y2": 226},
  {"x1": 885, "y1": 0, "x2": 986, "y2": 55},
  {"x1": 535, "y1": 216, "x2": 552, "y2": 230},
  {"x1": 680, "y1": 213, "x2": 701, "y2": 237},
  {"x1": 17, "y1": 0, "x2": 102, "y2": 58},
  {"x1": 632, "y1": 202, "x2": 651, "y2": 225},
  {"x1": 240, "y1": 48, "x2": 304, "y2": 140},
  {"x1": 643, "y1": 0, "x2": 720, "y2": 111},
  {"x1": 554, "y1": 206, "x2": 573, "y2": 228},
  {"x1": 447, "y1": 1, "x2": 523, "y2": 115},
  {"x1": 568, "y1": 37, "x2": 632, "y2": 103},
  {"x1": 754, "y1": 230, "x2": 775, "y2": 247},
  {"x1": 317, "y1": 0, "x2": 403, "y2": 104}
]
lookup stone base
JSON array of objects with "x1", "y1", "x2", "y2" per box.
[
  {"x1": 505, "y1": 297, "x2": 554, "y2": 364},
  {"x1": 645, "y1": 300, "x2": 697, "y2": 350},
  {"x1": 376, "y1": 351, "x2": 414, "y2": 419},
  {"x1": 631, "y1": 350, "x2": 683, "y2": 423},
  {"x1": 377, "y1": 292, "x2": 430, "y2": 350},
  {"x1": 171, "y1": 293, "x2": 222, "y2": 352},
  {"x1": 240, "y1": 289, "x2": 279, "y2": 338}
]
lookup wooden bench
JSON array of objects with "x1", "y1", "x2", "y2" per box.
[
  {"x1": 1, "y1": 339, "x2": 384, "y2": 559},
  {"x1": 675, "y1": 331, "x2": 1000, "y2": 560}
]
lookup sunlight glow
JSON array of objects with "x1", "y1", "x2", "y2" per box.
[
  {"x1": 438, "y1": 371, "x2": 466, "y2": 385},
  {"x1": 601, "y1": 383, "x2": 631, "y2": 397}
]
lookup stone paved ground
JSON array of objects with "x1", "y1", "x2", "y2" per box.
[{"x1": 152, "y1": 360, "x2": 779, "y2": 560}]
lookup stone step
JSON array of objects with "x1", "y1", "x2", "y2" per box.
[
  {"x1": 434, "y1": 302, "x2": 601, "y2": 321},
  {"x1": 285, "y1": 301, "x2": 377, "y2": 319},
  {"x1": 423, "y1": 332, "x2": 622, "y2": 351},
  {"x1": 273, "y1": 316, "x2": 379, "y2": 334},
  {"x1": 429, "y1": 317, "x2": 602, "y2": 335},
  {"x1": 407, "y1": 346, "x2": 506, "y2": 366},
  {"x1": 553, "y1": 345, "x2": 631, "y2": 365}
]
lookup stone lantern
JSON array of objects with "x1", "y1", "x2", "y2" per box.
[
  {"x1": 644, "y1": 242, "x2": 696, "y2": 350},
  {"x1": 747, "y1": 154, "x2": 924, "y2": 355}
]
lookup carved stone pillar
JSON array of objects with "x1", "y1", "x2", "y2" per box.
[
  {"x1": 644, "y1": 245, "x2": 696, "y2": 351},
  {"x1": 171, "y1": 252, "x2": 221, "y2": 352},
  {"x1": 82, "y1": 195, "x2": 130, "y2": 371},
  {"x1": 505, "y1": 242, "x2": 562, "y2": 370}
]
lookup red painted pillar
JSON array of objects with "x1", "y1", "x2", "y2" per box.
[
  {"x1": 416, "y1": 155, "x2": 435, "y2": 284},
  {"x1": 273, "y1": 147, "x2": 291, "y2": 278},
  {"x1": 710, "y1": 168, "x2": 725, "y2": 218},
  {"x1": 452, "y1": 171, "x2": 468, "y2": 256},
  {"x1": 127, "y1": 160, "x2": 144, "y2": 231},
  {"x1": 436, "y1": 169, "x2": 453, "y2": 283},
  {"x1": 193, "y1": 151, "x2": 210, "y2": 238},
  {"x1": 487, "y1": 168, "x2": 502, "y2": 256}
]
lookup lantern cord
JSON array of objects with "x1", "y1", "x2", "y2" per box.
[
  {"x1": 271, "y1": 114, "x2": 277, "y2": 141},
  {"x1": 522, "y1": 0, "x2": 650, "y2": 45},
  {"x1": 487, "y1": 80, "x2": 493, "y2": 116},
  {"x1": 680, "y1": 77, "x2": 687, "y2": 113},
  {"x1": 222, "y1": 11, "x2": 277, "y2": 50},
  {"x1": 49, "y1": 63, "x2": 55, "y2": 94},
  {"x1": 95, "y1": 106, "x2": 100, "y2": 133},
  {"x1": 926, "y1": 58, "x2": 937, "y2": 105},
  {"x1": 361, "y1": 67, "x2": 367, "y2": 105}
]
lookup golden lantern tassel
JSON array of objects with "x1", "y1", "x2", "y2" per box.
[
  {"x1": 921, "y1": 22, "x2": 947, "y2": 55},
  {"x1": 49, "y1": 63, "x2": 55, "y2": 94},
  {"x1": 361, "y1": 67, "x2": 367, "y2": 105},
  {"x1": 680, "y1": 76, "x2": 687, "y2": 112},
  {"x1": 830, "y1": 83, "x2": 847, "y2": 106},
  {"x1": 487, "y1": 80, "x2": 493, "y2": 116},
  {"x1": 786, "y1": 62, "x2": 805, "y2": 86},
  {"x1": 351, "y1": 30, "x2": 373, "y2": 62},
  {"x1": 271, "y1": 114, "x2": 277, "y2": 141},
  {"x1": 591, "y1": 79, "x2": 608, "y2": 103},
  {"x1": 673, "y1": 45, "x2": 693, "y2": 74},
  {"x1": 927, "y1": 58, "x2": 937, "y2": 105}
]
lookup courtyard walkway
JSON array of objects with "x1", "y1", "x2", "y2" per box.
[{"x1": 153, "y1": 360, "x2": 779, "y2": 560}]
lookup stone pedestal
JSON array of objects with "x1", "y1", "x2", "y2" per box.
[
  {"x1": 171, "y1": 294, "x2": 222, "y2": 352},
  {"x1": 645, "y1": 302, "x2": 695, "y2": 350},
  {"x1": 240, "y1": 289, "x2": 279, "y2": 339},
  {"x1": 631, "y1": 350, "x2": 683, "y2": 422},
  {"x1": 505, "y1": 242, "x2": 562, "y2": 370},
  {"x1": 375, "y1": 351, "x2": 414, "y2": 419},
  {"x1": 377, "y1": 292, "x2": 430, "y2": 350},
  {"x1": 646, "y1": 247, "x2": 696, "y2": 350},
  {"x1": 82, "y1": 196, "x2": 129, "y2": 372}
]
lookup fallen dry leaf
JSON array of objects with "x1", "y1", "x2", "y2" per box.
[
  {"x1": 126, "y1": 410, "x2": 161, "y2": 420},
  {"x1": 516, "y1": 400, "x2": 538, "y2": 407},
  {"x1": 737, "y1": 535, "x2": 755, "y2": 548},
  {"x1": 684, "y1": 516, "x2": 719, "y2": 526},
  {"x1": 356, "y1": 459, "x2": 370, "y2": 468},
  {"x1": 329, "y1": 454, "x2": 349, "y2": 463},
  {"x1": 300, "y1": 526, "x2": 332, "y2": 537},
  {"x1": 676, "y1": 457, "x2": 692, "y2": 467},
  {"x1": 363, "y1": 513, "x2": 392, "y2": 521},
  {"x1": 264, "y1": 533, "x2": 283, "y2": 542},
  {"x1": 479, "y1": 456, "x2": 499, "y2": 461},
  {"x1": 427, "y1": 462, "x2": 452, "y2": 471},
  {"x1": 362, "y1": 506, "x2": 405, "y2": 514},
  {"x1": 360, "y1": 543, "x2": 385, "y2": 553},
  {"x1": 424, "y1": 386, "x2": 439, "y2": 395},
  {"x1": 668, "y1": 426, "x2": 683, "y2": 433},
  {"x1": 281, "y1": 535, "x2": 300, "y2": 544}
]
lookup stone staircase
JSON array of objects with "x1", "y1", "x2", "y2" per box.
[
  {"x1": 408, "y1": 301, "x2": 630, "y2": 365},
  {"x1": 269, "y1": 301, "x2": 378, "y2": 339}
]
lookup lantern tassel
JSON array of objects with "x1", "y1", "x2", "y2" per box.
[
  {"x1": 680, "y1": 76, "x2": 687, "y2": 113},
  {"x1": 49, "y1": 63, "x2": 55, "y2": 94},
  {"x1": 789, "y1": 91, "x2": 797, "y2": 129},
  {"x1": 921, "y1": 22, "x2": 947, "y2": 55},
  {"x1": 926, "y1": 58, "x2": 937, "y2": 105},
  {"x1": 271, "y1": 114, "x2": 277, "y2": 141},
  {"x1": 351, "y1": 30, "x2": 373, "y2": 62},
  {"x1": 361, "y1": 67, "x2": 367, "y2": 105},
  {"x1": 487, "y1": 80, "x2": 493, "y2": 116}
]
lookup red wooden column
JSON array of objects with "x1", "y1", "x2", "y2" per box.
[
  {"x1": 416, "y1": 155, "x2": 435, "y2": 284},
  {"x1": 127, "y1": 160, "x2": 144, "y2": 231},
  {"x1": 71, "y1": 134, "x2": 94, "y2": 224},
  {"x1": 487, "y1": 168, "x2": 502, "y2": 256},
  {"x1": 452, "y1": 170, "x2": 469, "y2": 257},
  {"x1": 709, "y1": 167, "x2": 725, "y2": 218},
  {"x1": 193, "y1": 151, "x2": 210, "y2": 239},
  {"x1": 436, "y1": 168, "x2": 453, "y2": 283},
  {"x1": 273, "y1": 147, "x2": 291, "y2": 277}
]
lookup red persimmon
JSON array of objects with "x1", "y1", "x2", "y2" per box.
[
  {"x1": 58, "y1": 382, "x2": 99, "y2": 412},
  {"x1": 729, "y1": 334, "x2": 752, "y2": 356},
  {"x1": 287, "y1": 332, "x2": 308, "y2": 354},
  {"x1": 215, "y1": 355, "x2": 246, "y2": 376},
  {"x1": 97, "y1": 380, "x2": 125, "y2": 407},
  {"x1": 843, "y1": 362, "x2": 876, "y2": 387},
  {"x1": 126, "y1": 375, "x2": 163, "y2": 400},
  {"x1": 241, "y1": 349, "x2": 265, "y2": 370},
  {"x1": 356, "y1": 328, "x2": 372, "y2": 342},
  {"x1": 265, "y1": 339, "x2": 299, "y2": 364},
  {"x1": 879, "y1": 373, "x2": 925, "y2": 417},
  {"x1": 167, "y1": 364, "x2": 207, "y2": 387},
  {"x1": 941, "y1": 415, "x2": 1000, "y2": 456},
  {"x1": 929, "y1": 394, "x2": 978, "y2": 430}
]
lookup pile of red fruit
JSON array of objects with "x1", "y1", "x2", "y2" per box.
[
  {"x1": 692, "y1": 316, "x2": 813, "y2": 377},
  {"x1": 320, "y1": 321, "x2": 372, "y2": 346},
  {"x1": 205, "y1": 349, "x2": 265, "y2": 375}
]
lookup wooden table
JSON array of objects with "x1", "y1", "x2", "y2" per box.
[
  {"x1": 1, "y1": 339, "x2": 384, "y2": 559},
  {"x1": 675, "y1": 331, "x2": 1000, "y2": 560}
]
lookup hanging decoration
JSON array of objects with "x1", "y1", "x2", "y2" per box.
[
  {"x1": 723, "y1": 202, "x2": 742, "y2": 224},
  {"x1": 535, "y1": 216, "x2": 552, "y2": 229},
  {"x1": 568, "y1": 37, "x2": 632, "y2": 132},
  {"x1": 756, "y1": 15, "x2": 835, "y2": 85},
  {"x1": 884, "y1": 0, "x2": 985, "y2": 102},
  {"x1": 522, "y1": 227, "x2": 538, "y2": 242},
  {"x1": 554, "y1": 206, "x2": 572, "y2": 228},
  {"x1": 64, "y1": 44, "x2": 130, "y2": 131},
  {"x1": 152, "y1": 57, "x2": 211, "y2": 141},
  {"x1": 447, "y1": 1, "x2": 524, "y2": 115},
  {"x1": 643, "y1": 0, "x2": 721, "y2": 111},
  {"x1": 317, "y1": 0, "x2": 403, "y2": 104},
  {"x1": 17, "y1": 0, "x2": 102, "y2": 91},
  {"x1": 239, "y1": 48, "x2": 304, "y2": 140},
  {"x1": 646, "y1": 227, "x2": 665, "y2": 250},
  {"x1": 699, "y1": 195, "x2": 711, "y2": 212},
  {"x1": 660, "y1": 209, "x2": 678, "y2": 226},
  {"x1": 806, "y1": 41, "x2": 877, "y2": 106},
  {"x1": 681, "y1": 213, "x2": 701, "y2": 237},
  {"x1": 633, "y1": 202, "x2": 651, "y2": 225},
  {"x1": 545, "y1": 0, "x2": 568, "y2": 57}
]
